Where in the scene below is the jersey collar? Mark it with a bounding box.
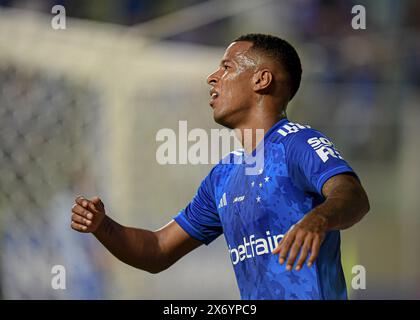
[242,117,289,159]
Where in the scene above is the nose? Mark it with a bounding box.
[206,69,219,85]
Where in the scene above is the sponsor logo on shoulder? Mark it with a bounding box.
[307,136,343,162]
[277,122,311,137]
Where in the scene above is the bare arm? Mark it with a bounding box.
[310,173,370,230]
[71,196,202,274]
[272,173,370,271]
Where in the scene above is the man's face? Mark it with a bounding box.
[207,41,256,128]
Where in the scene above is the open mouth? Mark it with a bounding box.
[209,89,219,107]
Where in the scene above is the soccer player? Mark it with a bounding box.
[71,34,370,300]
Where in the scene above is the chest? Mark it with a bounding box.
[215,162,303,233]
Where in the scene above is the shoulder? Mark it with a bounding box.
[271,120,327,148]
[272,121,344,165]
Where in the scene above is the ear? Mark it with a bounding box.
[252,69,273,92]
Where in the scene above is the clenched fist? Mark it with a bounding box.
[71,196,106,233]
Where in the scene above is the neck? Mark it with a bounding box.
[234,111,287,154]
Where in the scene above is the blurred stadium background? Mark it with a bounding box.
[0,0,419,299]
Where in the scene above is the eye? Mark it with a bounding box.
[223,64,230,70]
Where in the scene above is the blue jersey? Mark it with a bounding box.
[174,118,356,300]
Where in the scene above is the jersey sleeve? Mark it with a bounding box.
[173,168,222,245]
[284,129,359,195]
